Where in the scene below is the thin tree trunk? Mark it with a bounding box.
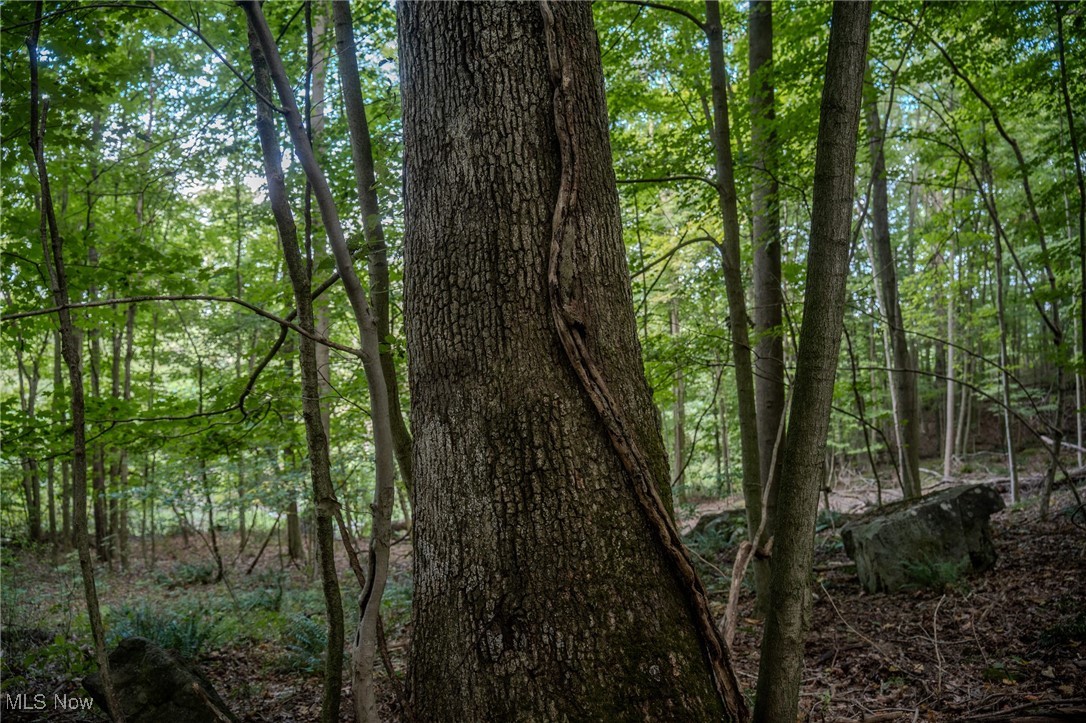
[107,324,122,567]
[955,353,970,458]
[749,0,784,618]
[706,0,766,614]
[117,301,134,564]
[27,7,123,717]
[246,22,344,721]
[147,310,159,569]
[671,298,687,503]
[307,1,335,445]
[234,179,249,551]
[864,70,921,499]
[754,3,870,719]
[244,5,402,718]
[944,245,956,480]
[14,336,43,542]
[1057,1,1084,478]
[49,332,60,552]
[332,0,415,505]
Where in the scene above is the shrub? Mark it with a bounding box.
[169,562,217,587]
[108,604,217,659]
[280,613,326,673]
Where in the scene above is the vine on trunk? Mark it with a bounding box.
[538,2,747,719]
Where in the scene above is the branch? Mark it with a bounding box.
[2,295,367,361]
[612,0,707,33]
[145,1,284,113]
[617,174,717,188]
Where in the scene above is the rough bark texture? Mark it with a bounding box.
[753,3,870,720]
[865,84,922,499]
[400,2,740,719]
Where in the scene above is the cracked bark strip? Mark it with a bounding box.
[538,1,747,719]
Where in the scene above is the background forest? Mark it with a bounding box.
[1,1,1084,721]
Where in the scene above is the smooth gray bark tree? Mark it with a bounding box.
[753,2,870,720]
[749,0,784,617]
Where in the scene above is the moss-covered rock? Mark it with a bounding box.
[840,484,1004,593]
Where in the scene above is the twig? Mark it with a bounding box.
[932,594,945,693]
[720,384,790,650]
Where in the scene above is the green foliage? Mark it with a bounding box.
[159,561,217,588]
[279,613,327,674]
[381,572,414,634]
[18,634,94,681]
[900,557,969,591]
[108,604,217,660]
[238,586,283,613]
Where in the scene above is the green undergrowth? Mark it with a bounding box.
[900,556,970,592]
[0,541,423,680]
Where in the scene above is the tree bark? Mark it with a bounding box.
[749,0,784,618]
[400,2,744,719]
[706,0,766,614]
[117,304,135,569]
[671,298,687,503]
[241,4,398,720]
[333,0,416,502]
[944,244,956,481]
[753,3,870,720]
[864,76,921,499]
[27,6,123,718]
[246,22,344,722]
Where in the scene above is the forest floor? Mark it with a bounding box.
[1,452,1084,722]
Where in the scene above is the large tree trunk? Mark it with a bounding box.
[749,0,783,619]
[753,3,870,720]
[864,79,921,499]
[400,2,744,719]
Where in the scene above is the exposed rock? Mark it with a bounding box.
[840,484,1004,593]
[83,637,237,722]
[686,508,747,539]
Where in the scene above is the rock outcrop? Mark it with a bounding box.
[840,484,1004,593]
